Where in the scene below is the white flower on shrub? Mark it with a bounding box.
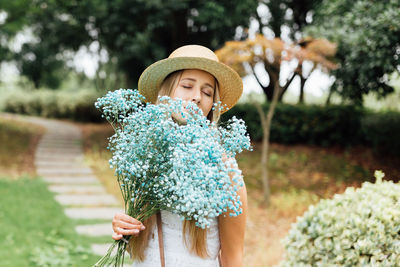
[278,170,400,266]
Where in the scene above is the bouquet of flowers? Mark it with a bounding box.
[94,89,252,266]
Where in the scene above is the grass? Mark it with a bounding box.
[0,177,99,266]
[77,122,381,267]
[0,116,45,177]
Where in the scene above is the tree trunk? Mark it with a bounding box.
[262,82,274,102]
[326,87,334,105]
[253,72,296,205]
[299,76,306,104]
[254,78,282,206]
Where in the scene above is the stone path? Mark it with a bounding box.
[4,114,124,257]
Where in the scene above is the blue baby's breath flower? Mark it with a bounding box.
[94,89,251,265]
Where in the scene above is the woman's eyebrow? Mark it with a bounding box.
[181,78,214,89]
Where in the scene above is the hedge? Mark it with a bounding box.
[221,103,366,146]
[360,111,400,157]
[2,89,103,122]
[2,89,400,156]
[220,103,400,156]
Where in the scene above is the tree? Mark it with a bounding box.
[0,0,93,88]
[0,0,259,88]
[252,0,323,101]
[307,0,400,105]
[216,35,336,103]
[216,35,336,204]
[15,42,65,89]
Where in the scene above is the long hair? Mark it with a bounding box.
[128,70,221,261]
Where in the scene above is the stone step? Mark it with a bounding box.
[40,136,81,141]
[37,168,92,176]
[48,185,106,194]
[35,155,84,161]
[36,151,84,156]
[38,139,81,144]
[35,156,83,163]
[65,207,123,220]
[35,151,82,157]
[37,148,82,154]
[39,140,81,146]
[55,194,118,206]
[35,161,84,168]
[76,223,113,237]
[43,176,99,184]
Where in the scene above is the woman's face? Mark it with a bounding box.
[171,69,215,117]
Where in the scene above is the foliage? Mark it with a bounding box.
[216,35,337,102]
[14,42,67,89]
[0,177,98,266]
[361,111,400,157]
[0,0,258,87]
[255,0,323,41]
[279,171,400,266]
[242,0,326,102]
[307,0,400,105]
[2,88,103,122]
[0,0,87,88]
[222,103,365,146]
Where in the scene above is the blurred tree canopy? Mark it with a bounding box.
[307,0,400,105]
[217,35,337,102]
[255,0,322,41]
[0,0,258,89]
[248,0,323,101]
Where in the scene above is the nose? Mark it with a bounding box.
[191,87,201,104]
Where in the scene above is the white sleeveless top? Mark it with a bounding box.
[132,210,220,267]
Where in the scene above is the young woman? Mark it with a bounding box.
[110,45,248,267]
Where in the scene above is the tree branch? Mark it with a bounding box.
[250,64,267,91]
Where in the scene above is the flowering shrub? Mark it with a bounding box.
[94,89,251,266]
[278,171,400,266]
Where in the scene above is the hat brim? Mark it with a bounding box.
[138,57,243,113]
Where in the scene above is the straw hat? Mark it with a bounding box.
[138,45,243,113]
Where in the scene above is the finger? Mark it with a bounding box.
[116,213,143,225]
[112,232,123,240]
[113,218,145,230]
[115,227,141,236]
[113,221,145,232]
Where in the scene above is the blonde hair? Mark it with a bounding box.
[128,69,221,261]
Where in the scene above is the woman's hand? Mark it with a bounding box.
[111,213,146,240]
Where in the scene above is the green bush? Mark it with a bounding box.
[278,171,400,267]
[361,111,400,157]
[3,89,103,122]
[221,103,365,146]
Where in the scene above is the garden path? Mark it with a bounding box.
[3,114,124,258]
